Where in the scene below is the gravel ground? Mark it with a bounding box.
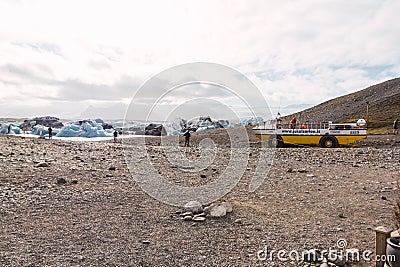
[1,131,400,267]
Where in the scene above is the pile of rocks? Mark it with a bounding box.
[179,201,233,222]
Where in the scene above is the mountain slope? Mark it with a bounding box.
[284,78,400,130]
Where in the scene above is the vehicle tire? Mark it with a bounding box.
[268,135,284,148]
[319,136,338,148]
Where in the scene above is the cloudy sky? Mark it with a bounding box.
[0,0,399,121]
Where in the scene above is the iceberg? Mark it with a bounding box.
[163,118,188,136]
[0,123,22,135]
[0,116,264,139]
[196,125,216,132]
[56,124,84,137]
[94,118,105,125]
[164,117,233,135]
[56,121,114,138]
[239,117,264,126]
[31,125,60,137]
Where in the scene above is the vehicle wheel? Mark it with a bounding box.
[320,136,338,148]
[268,135,284,148]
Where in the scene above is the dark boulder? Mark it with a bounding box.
[145,123,167,136]
[102,124,114,130]
[20,116,64,130]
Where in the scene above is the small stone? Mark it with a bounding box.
[35,162,49,168]
[287,168,294,173]
[183,201,203,214]
[338,213,347,219]
[200,174,207,178]
[71,179,78,184]
[109,166,116,171]
[220,202,233,213]
[181,211,193,217]
[183,215,193,221]
[209,205,227,218]
[193,212,205,218]
[56,178,67,185]
[192,216,206,222]
[381,196,387,200]
[298,169,308,173]
[235,218,242,224]
[142,240,150,244]
[105,174,113,178]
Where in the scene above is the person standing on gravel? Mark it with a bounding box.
[113,129,118,142]
[394,119,399,135]
[184,130,191,147]
[48,127,53,139]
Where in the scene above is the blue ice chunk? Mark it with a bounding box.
[56,124,84,137]
[170,130,181,136]
[0,123,22,134]
[105,129,114,134]
[56,121,114,138]
[12,127,21,134]
[32,125,49,135]
[240,117,264,126]
[196,125,216,132]
[95,118,105,125]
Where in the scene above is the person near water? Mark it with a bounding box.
[394,119,399,135]
[184,130,191,147]
[113,129,118,142]
[48,127,53,139]
[7,124,11,134]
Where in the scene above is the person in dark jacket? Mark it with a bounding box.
[113,130,118,142]
[394,119,399,135]
[184,130,191,147]
[48,127,53,139]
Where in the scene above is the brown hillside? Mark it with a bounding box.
[284,78,400,130]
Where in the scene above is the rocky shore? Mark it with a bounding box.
[0,132,399,266]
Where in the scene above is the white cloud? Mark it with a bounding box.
[0,0,399,119]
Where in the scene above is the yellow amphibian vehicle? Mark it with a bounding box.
[253,119,367,148]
